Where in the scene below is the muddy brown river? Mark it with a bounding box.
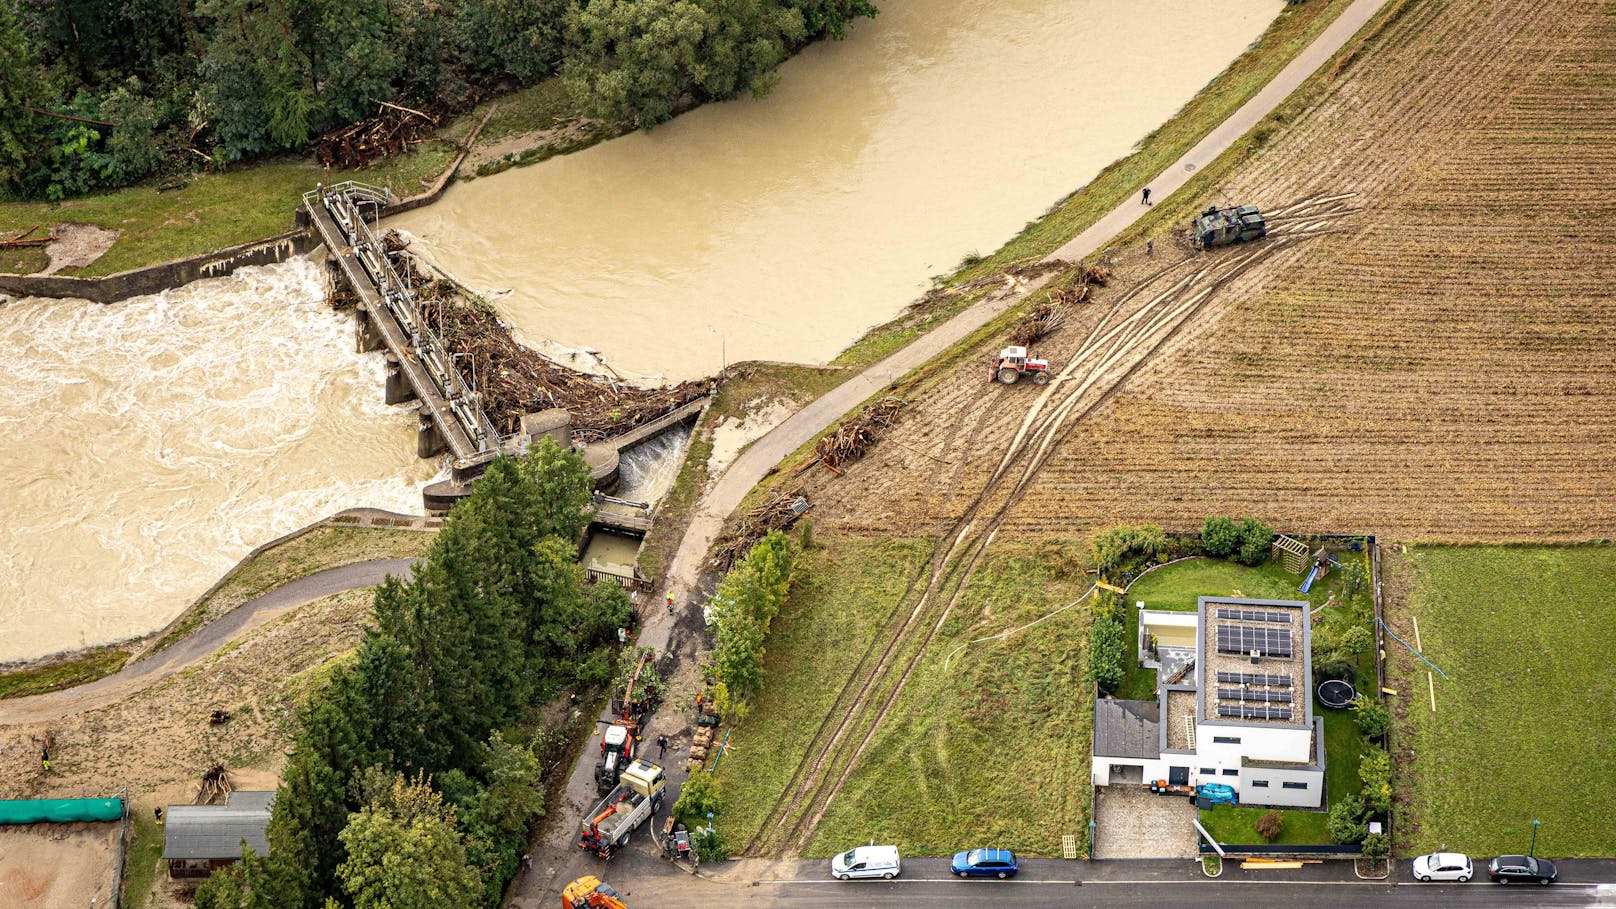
[3,0,1278,659]
[397,0,1281,381]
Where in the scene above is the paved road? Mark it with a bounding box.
[0,558,417,724]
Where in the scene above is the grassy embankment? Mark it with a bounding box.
[715,537,1095,856]
[145,524,435,657]
[1118,553,1375,846]
[1389,545,1616,858]
[0,647,130,700]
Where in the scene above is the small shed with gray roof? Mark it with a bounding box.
[162,791,275,878]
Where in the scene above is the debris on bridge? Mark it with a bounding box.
[376,233,710,443]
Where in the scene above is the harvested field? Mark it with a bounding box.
[814,0,1616,543]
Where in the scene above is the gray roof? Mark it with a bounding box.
[1093,698,1161,759]
[163,791,274,860]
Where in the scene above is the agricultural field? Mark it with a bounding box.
[715,537,1093,857]
[1385,545,1616,858]
[806,0,1616,544]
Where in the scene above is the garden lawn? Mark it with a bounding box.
[1390,545,1616,858]
[1199,707,1366,846]
[802,541,1094,857]
[714,537,935,851]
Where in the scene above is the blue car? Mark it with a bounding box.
[950,848,1019,879]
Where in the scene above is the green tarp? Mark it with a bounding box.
[0,798,123,824]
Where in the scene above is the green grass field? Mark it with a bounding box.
[1391,545,1616,858]
[713,537,1095,857]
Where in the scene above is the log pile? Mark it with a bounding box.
[687,725,718,772]
[311,101,441,170]
[711,486,810,573]
[1006,260,1114,346]
[810,397,905,473]
[378,236,710,442]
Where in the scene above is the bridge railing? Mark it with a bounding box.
[307,182,505,454]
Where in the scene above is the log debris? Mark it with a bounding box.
[711,486,811,573]
[808,397,905,473]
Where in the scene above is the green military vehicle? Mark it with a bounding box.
[1191,204,1267,250]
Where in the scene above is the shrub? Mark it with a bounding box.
[1092,589,1126,625]
[1351,696,1392,740]
[1088,617,1127,694]
[1201,516,1240,558]
[1235,518,1273,566]
[673,771,725,828]
[1254,810,1284,842]
[1362,831,1390,858]
[694,826,730,864]
[1327,799,1367,844]
[1341,626,1374,656]
[1091,525,1169,582]
[1359,746,1393,814]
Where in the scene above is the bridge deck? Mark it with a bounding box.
[305,200,480,461]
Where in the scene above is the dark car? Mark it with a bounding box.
[950,848,1018,879]
[1488,855,1557,885]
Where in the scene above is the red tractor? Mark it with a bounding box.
[988,346,1051,385]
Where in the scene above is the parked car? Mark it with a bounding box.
[1488,855,1557,885]
[831,845,901,881]
[1411,853,1472,882]
[950,848,1019,878]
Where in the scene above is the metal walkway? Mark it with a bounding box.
[303,181,501,462]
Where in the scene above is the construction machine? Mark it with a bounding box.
[1191,204,1267,250]
[562,876,627,909]
[579,759,667,859]
[988,346,1051,385]
[594,721,637,794]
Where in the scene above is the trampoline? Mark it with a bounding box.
[1316,678,1357,709]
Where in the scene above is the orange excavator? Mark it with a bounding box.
[562,876,627,909]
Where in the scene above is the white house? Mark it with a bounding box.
[1091,596,1325,809]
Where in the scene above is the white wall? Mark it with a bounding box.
[1237,764,1324,808]
[1195,722,1313,765]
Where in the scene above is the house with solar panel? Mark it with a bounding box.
[1091,596,1325,808]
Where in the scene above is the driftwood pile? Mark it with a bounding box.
[0,225,53,250]
[374,235,710,442]
[809,397,905,474]
[311,100,442,170]
[196,763,234,804]
[711,486,810,573]
[1006,261,1114,346]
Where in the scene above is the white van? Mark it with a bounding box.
[831,844,901,881]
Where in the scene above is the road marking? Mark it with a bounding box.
[757,877,1616,888]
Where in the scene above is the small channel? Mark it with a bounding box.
[582,424,693,583]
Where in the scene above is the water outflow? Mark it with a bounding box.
[395,0,1282,381]
[615,424,692,505]
[0,259,440,663]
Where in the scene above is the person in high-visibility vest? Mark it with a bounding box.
[666,592,675,615]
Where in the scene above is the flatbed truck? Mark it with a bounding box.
[579,759,666,859]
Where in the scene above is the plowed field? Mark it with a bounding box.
[814,0,1616,543]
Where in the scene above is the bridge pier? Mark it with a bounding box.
[385,353,416,405]
[355,303,385,353]
[417,405,445,458]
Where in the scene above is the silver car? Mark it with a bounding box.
[1412,852,1473,882]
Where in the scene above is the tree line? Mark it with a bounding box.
[0,0,875,201]
[196,440,633,909]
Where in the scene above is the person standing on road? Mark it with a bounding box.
[657,734,669,759]
[666,592,675,615]
[1141,187,1152,205]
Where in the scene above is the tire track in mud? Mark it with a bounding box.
[752,198,1354,854]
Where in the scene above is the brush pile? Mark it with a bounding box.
[196,763,234,804]
[809,397,905,473]
[1006,260,1114,345]
[711,486,810,573]
[377,234,710,442]
[311,101,442,170]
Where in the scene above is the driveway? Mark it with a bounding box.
[1093,786,1198,859]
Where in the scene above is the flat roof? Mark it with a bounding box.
[1197,597,1312,728]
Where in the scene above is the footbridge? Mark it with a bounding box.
[304,181,505,467]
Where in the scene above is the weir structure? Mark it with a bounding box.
[304,181,707,526]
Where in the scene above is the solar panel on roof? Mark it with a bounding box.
[1216,607,1291,624]
[1217,688,1292,704]
[1214,671,1293,687]
[1238,705,1293,721]
[1216,625,1293,657]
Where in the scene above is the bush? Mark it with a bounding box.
[1351,696,1391,740]
[1091,525,1169,582]
[1092,589,1126,625]
[694,826,730,864]
[1327,799,1367,845]
[1235,518,1273,566]
[1201,516,1240,558]
[1362,831,1390,858]
[1359,746,1393,814]
[673,771,725,828]
[1254,810,1283,842]
[1088,617,1127,694]
[1341,625,1374,656]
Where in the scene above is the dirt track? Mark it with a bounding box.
[764,0,1616,852]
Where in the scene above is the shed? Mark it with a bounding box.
[162,791,274,878]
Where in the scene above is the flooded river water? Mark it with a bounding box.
[4,0,1279,659]
[396,0,1281,381]
[0,261,437,663]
